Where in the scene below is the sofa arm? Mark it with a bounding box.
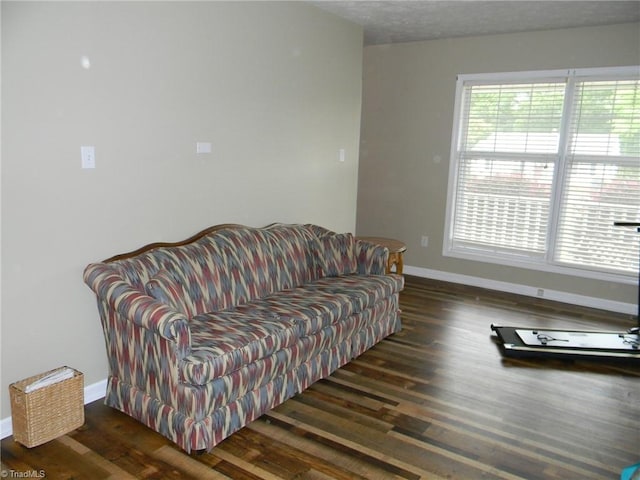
[356,240,388,275]
[83,263,191,355]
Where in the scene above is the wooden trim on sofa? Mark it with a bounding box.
[103,224,247,263]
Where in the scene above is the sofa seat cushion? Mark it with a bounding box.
[309,275,404,311]
[219,275,403,338]
[274,275,403,325]
[183,312,301,385]
[240,290,356,338]
[181,274,403,386]
[186,317,360,415]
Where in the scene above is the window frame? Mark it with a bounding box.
[443,66,640,285]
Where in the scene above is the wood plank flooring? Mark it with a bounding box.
[2,276,639,479]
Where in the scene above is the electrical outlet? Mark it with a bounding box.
[421,236,429,248]
[537,288,544,297]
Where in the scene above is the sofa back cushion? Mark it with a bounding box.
[319,233,357,277]
[206,228,276,310]
[264,224,323,290]
[145,270,196,317]
[115,224,326,318]
[154,228,276,315]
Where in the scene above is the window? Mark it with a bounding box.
[445,67,640,282]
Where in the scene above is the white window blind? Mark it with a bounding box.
[555,79,640,274]
[446,67,640,281]
[453,82,563,257]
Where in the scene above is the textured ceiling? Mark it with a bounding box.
[310,1,640,45]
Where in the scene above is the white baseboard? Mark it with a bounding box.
[404,265,637,315]
[1,378,107,440]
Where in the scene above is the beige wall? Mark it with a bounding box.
[1,1,362,419]
[357,22,640,308]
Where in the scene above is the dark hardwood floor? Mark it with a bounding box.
[2,276,639,479]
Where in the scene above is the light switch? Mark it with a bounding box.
[196,142,212,154]
[81,146,95,169]
[338,148,346,163]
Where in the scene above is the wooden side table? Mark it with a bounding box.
[357,237,407,274]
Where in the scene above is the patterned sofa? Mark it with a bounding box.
[83,223,404,452]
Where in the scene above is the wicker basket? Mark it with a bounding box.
[9,366,84,447]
